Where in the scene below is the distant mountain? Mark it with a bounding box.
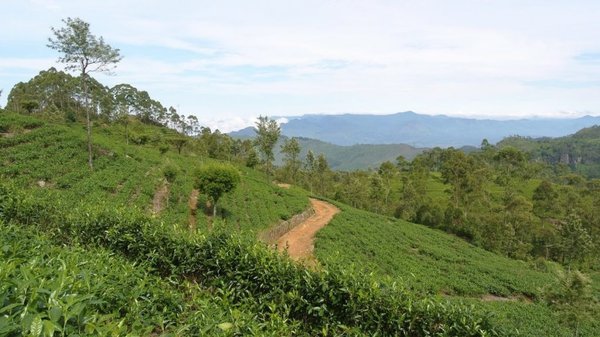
[230,112,600,147]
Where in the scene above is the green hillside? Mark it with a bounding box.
[0,113,308,234]
[315,203,600,336]
[0,112,502,336]
[232,133,426,170]
[282,137,425,170]
[498,125,600,178]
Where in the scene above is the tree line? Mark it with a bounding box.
[2,17,596,270]
[271,134,599,269]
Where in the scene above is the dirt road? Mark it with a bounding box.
[277,198,340,262]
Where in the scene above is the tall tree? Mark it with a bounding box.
[280,137,301,183]
[560,214,593,266]
[254,115,280,176]
[48,17,122,170]
[304,150,316,192]
[532,180,560,220]
[377,161,397,207]
[315,153,330,196]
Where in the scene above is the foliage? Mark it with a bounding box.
[499,131,600,178]
[111,83,166,125]
[314,201,600,336]
[541,268,599,335]
[315,202,552,297]
[47,17,122,75]
[162,163,179,183]
[0,112,308,234]
[0,221,313,336]
[558,214,594,266]
[254,115,280,175]
[194,163,241,217]
[280,137,301,183]
[2,89,599,336]
[282,142,599,269]
[0,222,183,336]
[48,17,122,170]
[0,185,500,336]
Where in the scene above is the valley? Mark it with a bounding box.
[1,12,599,336]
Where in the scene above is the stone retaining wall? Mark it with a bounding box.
[258,207,315,244]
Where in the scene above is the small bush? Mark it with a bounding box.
[163,164,179,183]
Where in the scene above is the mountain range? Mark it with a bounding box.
[230,111,600,147]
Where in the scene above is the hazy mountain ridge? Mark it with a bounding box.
[231,112,600,147]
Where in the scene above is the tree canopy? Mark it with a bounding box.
[254,115,280,175]
[48,17,122,170]
[194,164,241,217]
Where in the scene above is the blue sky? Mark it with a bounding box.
[1,0,600,131]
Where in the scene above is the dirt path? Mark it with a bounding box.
[152,181,169,215]
[188,189,199,231]
[277,199,340,262]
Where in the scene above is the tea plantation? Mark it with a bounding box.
[1,113,501,336]
[315,202,600,336]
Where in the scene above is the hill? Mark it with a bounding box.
[0,112,504,336]
[231,112,600,147]
[275,136,425,170]
[498,125,600,178]
[231,131,426,171]
[315,202,600,336]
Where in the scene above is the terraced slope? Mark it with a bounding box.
[314,203,600,336]
[0,112,503,336]
[0,113,308,234]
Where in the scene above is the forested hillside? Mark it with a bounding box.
[499,125,600,178]
[274,136,425,170]
[1,111,504,336]
[1,17,598,336]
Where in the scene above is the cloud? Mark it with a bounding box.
[203,116,256,133]
[1,0,599,125]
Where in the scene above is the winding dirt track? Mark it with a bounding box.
[277,198,340,261]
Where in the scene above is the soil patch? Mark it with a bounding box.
[188,189,199,231]
[481,294,521,302]
[152,181,169,215]
[277,199,340,263]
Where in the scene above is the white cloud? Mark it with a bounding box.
[1,0,599,127]
[203,116,256,134]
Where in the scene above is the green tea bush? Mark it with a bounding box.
[0,113,44,133]
[0,184,500,336]
[0,221,183,336]
[163,163,179,183]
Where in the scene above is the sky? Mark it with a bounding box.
[1,0,600,132]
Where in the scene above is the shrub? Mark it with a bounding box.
[163,164,179,183]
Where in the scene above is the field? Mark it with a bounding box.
[314,202,600,336]
[0,112,500,336]
[0,113,308,235]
